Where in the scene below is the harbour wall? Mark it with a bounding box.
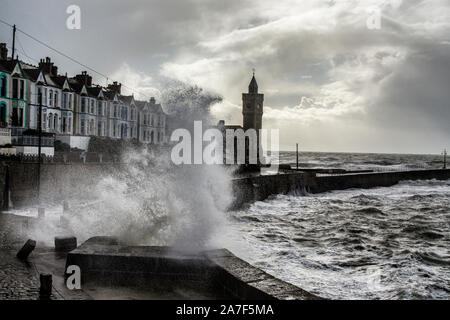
[311,169,450,193]
[231,169,450,208]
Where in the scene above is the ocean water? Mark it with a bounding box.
[275,151,446,171]
[227,152,450,299]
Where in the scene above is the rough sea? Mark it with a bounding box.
[227,152,450,300]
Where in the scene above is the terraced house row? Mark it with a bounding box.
[0,43,167,155]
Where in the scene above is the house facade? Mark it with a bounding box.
[0,44,168,154]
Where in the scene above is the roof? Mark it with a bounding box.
[248,75,258,94]
[87,86,103,98]
[51,75,69,88]
[23,68,41,81]
[104,90,117,101]
[0,59,16,73]
[120,95,134,105]
[135,100,147,111]
[67,78,84,93]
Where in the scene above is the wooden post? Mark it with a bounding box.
[54,236,77,252]
[16,239,36,260]
[296,143,299,170]
[39,273,52,299]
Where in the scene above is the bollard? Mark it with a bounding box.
[38,207,45,219]
[16,239,36,261]
[39,273,52,299]
[55,236,77,252]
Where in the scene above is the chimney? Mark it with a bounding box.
[39,57,59,76]
[75,71,92,87]
[149,97,156,104]
[0,43,8,61]
[107,81,122,94]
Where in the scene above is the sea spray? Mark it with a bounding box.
[25,81,234,252]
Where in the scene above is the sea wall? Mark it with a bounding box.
[231,172,316,209]
[311,169,450,194]
[5,162,121,207]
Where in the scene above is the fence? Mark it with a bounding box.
[0,152,120,164]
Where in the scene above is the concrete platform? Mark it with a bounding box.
[66,237,320,300]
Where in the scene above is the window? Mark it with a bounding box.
[11,108,23,127]
[20,80,24,99]
[0,75,6,97]
[81,97,86,113]
[81,120,85,135]
[54,92,58,107]
[0,102,7,124]
[48,114,53,130]
[49,90,53,106]
[12,79,18,98]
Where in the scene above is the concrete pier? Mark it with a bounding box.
[66,237,320,300]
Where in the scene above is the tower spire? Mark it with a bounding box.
[248,70,258,94]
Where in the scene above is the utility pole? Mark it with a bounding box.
[37,92,42,201]
[296,143,299,170]
[12,24,16,60]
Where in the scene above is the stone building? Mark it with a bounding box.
[218,73,264,165]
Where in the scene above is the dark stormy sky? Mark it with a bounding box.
[1,0,449,153]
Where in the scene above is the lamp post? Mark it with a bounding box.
[37,92,42,201]
[296,143,299,170]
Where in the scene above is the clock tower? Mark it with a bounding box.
[242,72,263,131]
